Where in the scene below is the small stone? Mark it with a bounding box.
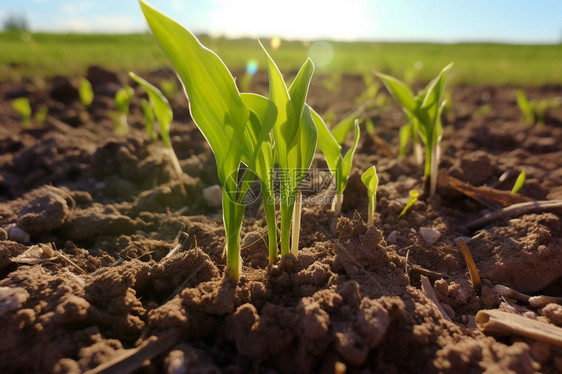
[386,231,398,244]
[420,227,440,245]
[203,185,222,208]
[6,224,30,244]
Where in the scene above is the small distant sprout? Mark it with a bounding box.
[323,71,342,92]
[396,190,419,222]
[240,59,258,92]
[159,78,178,100]
[78,77,94,111]
[515,89,560,126]
[113,85,134,134]
[311,111,360,214]
[140,99,157,141]
[378,63,453,197]
[361,166,378,226]
[474,103,492,118]
[511,168,526,194]
[129,72,182,177]
[34,106,48,124]
[364,117,375,135]
[12,97,32,127]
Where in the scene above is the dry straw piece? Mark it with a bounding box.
[476,309,562,348]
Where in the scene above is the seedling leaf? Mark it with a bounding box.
[396,190,419,222]
[361,166,378,226]
[511,168,526,194]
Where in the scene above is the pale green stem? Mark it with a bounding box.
[429,142,440,197]
[223,189,245,281]
[414,142,423,165]
[168,147,183,178]
[261,184,278,263]
[280,202,293,256]
[331,192,343,214]
[368,193,376,226]
[291,190,302,256]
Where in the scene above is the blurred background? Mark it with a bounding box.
[1,0,561,84]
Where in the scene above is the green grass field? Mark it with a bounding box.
[1,31,562,85]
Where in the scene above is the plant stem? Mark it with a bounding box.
[291,190,302,256]
[262,185,278,263]
[414,141,423,165]
[168,148,183,178]
[368,193,375,226]
[223,189,244,280]
[280,202,292,256]
[331,192,343,213]
[424,143,432,177]
[429,142,440,197]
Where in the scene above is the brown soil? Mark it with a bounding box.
[1,66,562,373]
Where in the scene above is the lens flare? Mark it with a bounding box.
[270,36,281,50]
[308,41,334,68]
[246,59,258,75]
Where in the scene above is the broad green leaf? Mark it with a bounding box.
[377,73,416,113]
[261,41,294,162]
[287,105,318,193]
[339,120,360,194]
[129,72,173,146]
[418,63,452,127]
[288,58,315,141]
[140,0,249,183]
[79,77,94,108]
[240,93,277,184]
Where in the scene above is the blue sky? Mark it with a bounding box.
[1,0,561,43]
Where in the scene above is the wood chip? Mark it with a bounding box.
[420,275,453,323]
[476,309,562,348]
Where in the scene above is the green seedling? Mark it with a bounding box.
[140,1,278,279]
[311,110,360,214]
[113,85,134,134]
[515,90,561,126]
[141,99,157,141]
[34,106,48,124]
[396,190,419,222]
[262,42,318,257]
[12,97,31,127]
[129,72,183,177]
[511,168,526,194]
[378,63,453,197]
[79,77,94,111]
[361,166,378,226]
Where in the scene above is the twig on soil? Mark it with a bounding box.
[420,275,453,323]
[494,285,562,308]
[84,328,185,374]
[458,239,481,292]
[467,200,562,229]
[476,309,562,348]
